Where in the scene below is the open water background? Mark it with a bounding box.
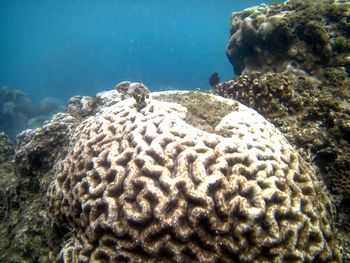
[0,0,281,102]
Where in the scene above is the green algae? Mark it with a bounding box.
[154,91,239,134]
[333,36,350,53]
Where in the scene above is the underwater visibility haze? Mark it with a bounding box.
[1,0,350,262]
[1,0,281,102]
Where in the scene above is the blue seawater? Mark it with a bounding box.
[0,0,281,103]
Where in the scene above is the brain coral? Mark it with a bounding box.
[49,92,339,262]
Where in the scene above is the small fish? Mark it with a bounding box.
[209,72,220,87]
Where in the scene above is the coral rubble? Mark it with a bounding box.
[9,89,339,262]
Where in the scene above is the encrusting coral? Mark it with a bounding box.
[213,72,294,119]
[213,72,350,210]
[45,89,339,262]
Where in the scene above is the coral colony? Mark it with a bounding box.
[19,89,338,262]
[1,0,349,261]
[216,0,350,226]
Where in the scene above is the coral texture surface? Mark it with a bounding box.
[220,2,350,244]
[48,91,338,262]
[226,0,350,79]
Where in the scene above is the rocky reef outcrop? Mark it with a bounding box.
[0,133,15,261]
[0,132,15,164]
[0,86,63,139]
[0,93,105,262]
[213,73,350,202]
[2,88,339,262]
[226,0,350,79]
[0,132,15,219]
[213,0,350,260]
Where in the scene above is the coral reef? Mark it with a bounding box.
[221,0,350,214]
[14,88,339,262]
[217,0,350,259]
[1,0,347,261]
[0,95,99,262]
[0,88,341,261]
[213,72,350,203]
[0,86,63,139]
[0,132,15,163]
[0,132,15,206]
[0,112,78,262]
[226,0,350,80]
[213,73,294,119]
[0,133,15,262]
[0,87,34,138]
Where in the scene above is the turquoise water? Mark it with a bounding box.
[0,0,280,102]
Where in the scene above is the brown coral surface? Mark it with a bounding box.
[218,0,350,260]
[226,0,350,79]
[47,91,339,262]
[213,73,350,207]
[221,0,350,230]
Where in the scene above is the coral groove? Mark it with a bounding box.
[48,94,338,262]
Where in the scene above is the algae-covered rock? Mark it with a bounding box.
[223,0,350,206]
[214,72,350,205]
[0,132,15,163]
[218,0,350,260]
[0,132,15,223]
[226,0,350,80]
